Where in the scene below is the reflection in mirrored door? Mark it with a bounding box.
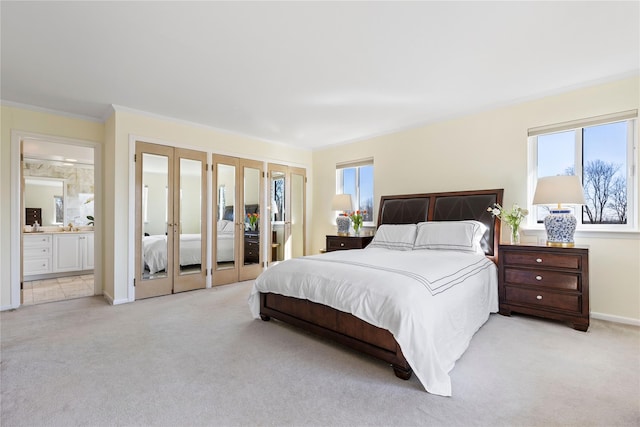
[215,162,236,268]
[290,168,306,259]
[269,167,286,263]
[239,160,263,281]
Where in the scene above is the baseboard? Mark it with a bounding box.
[109,296,132,305]
[591,311,640,326]
[102,292,115,305]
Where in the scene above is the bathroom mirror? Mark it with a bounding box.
[24,177,65,226]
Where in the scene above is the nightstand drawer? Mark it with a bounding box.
[327,238,359,250]
[504,267,579,291]
[326,235,373,252]
[503,250,581,270]
[505,286,581,313]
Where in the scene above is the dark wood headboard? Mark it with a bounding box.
[377,189,503,263]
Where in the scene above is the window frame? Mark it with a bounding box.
[527,112,638,233]
[335,158,374,226]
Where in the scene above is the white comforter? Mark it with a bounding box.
[248,247,498,396]
[143,234,202,274]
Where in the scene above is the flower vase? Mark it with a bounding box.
[353,223,361,235]
[509,225,520,245]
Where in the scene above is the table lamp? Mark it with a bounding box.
[331,194,352,236]
[532,175,586,247]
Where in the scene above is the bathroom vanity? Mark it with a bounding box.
[23,231,94,279]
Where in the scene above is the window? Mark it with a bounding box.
[528,111,637,230]
[336,159,374,224]
[53,195,64,224]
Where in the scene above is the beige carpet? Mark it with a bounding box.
[1,280,639,427]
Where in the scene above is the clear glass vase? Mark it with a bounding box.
[353,223,361,235]
[509,225,520,245]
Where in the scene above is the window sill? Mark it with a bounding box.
[521,227,640,240]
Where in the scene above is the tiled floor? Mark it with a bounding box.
[22,274,94,305]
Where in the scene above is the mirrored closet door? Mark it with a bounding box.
[213,155,264,286]
[135,142,207,299]
[268,164,306,264]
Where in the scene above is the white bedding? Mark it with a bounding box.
[143,220,237,273]
[143,234,203,274]
[248,247,498,396]
[216,220,235,263]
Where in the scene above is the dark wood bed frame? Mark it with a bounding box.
[259,188,504,380]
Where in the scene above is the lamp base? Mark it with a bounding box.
[336,215,351,235]
[544,209,577,247]
[546,241,575,248]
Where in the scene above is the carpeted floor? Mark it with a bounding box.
[1,280,639,426]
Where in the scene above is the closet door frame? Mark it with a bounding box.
[173,147,208,293]
[212,155,241,286]
[268,163,306,264]
[135,142,175,299]
[212,155,264,286]
[135,142,207,299]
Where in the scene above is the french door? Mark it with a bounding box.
[268,164,306,264]
[135,142,207,299]
[213,155,264,286]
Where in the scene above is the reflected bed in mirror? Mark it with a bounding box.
[142,234,203,278]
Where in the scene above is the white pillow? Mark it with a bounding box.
[217,220,235,233]
[367,224,417,251]
[413,220,487,254]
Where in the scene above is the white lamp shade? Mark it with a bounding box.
[532,175,586,206]
[331,194,352,211]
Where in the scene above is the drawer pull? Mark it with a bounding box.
[536,275,543,281]
[536,295,543,300]
[42,249,47,252]
[536,258,543,263]
[340,243,345,247]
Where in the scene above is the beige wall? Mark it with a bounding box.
[311,76,640,323]
[105,109,312,303]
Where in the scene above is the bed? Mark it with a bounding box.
[248,188,503,396]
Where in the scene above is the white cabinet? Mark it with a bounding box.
[53,233,94,273]
[23,234,53,276]
[83,233,94,270]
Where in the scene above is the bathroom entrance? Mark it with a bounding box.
[19,135,99,306]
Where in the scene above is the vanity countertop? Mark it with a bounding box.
[24,229,94,234]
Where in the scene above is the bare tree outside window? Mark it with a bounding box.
[565,161,626,224]
[610,175,628,224]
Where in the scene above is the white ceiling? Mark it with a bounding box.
[2,1,638,150]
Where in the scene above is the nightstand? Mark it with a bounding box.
[244,231,260,264]
[498,244,589,331]
[326,234,373,252]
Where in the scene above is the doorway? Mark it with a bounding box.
[17,134,100,306]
